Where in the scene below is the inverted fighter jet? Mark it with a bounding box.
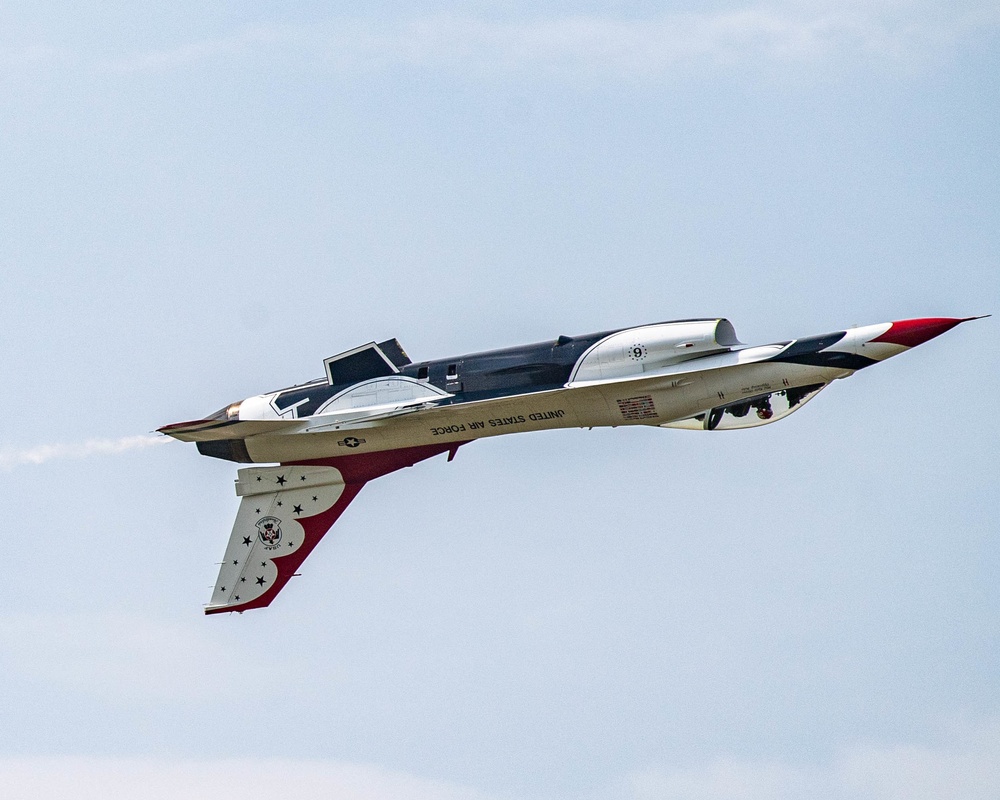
[160,315,979,614]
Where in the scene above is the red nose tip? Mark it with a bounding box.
[871,317,973,348]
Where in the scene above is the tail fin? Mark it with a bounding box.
[203,442,468,614]
[205,464,362,614]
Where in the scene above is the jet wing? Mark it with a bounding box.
[204,442,463,614]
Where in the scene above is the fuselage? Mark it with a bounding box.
[161,316,974,467]
[159,314,979,614]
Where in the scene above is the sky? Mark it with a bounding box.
[1,1,998,798]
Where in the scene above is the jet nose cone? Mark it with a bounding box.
[871,317,973,348]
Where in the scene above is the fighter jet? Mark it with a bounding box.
[160,315,980,614]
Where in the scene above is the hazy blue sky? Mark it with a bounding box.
[2,2,998,798]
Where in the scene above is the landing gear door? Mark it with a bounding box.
[661,383,827,431]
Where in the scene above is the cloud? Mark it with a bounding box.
[94,3,1000,79]
[0,757,509,800]
[0,44,72,70]
[97,25,293,74]
[0,434,168,471]
[2,724,999,800]
[625,720,1000,800]
[0,612,274,703]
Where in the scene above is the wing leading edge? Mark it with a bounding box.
[206,442,465,614]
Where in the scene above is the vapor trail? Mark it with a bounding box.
[0,434,169,471]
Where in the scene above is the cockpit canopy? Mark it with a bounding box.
[322,338,411,386]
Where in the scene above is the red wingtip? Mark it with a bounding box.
[871,317,974,348]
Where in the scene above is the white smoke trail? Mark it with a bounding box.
[0,434,170,471]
